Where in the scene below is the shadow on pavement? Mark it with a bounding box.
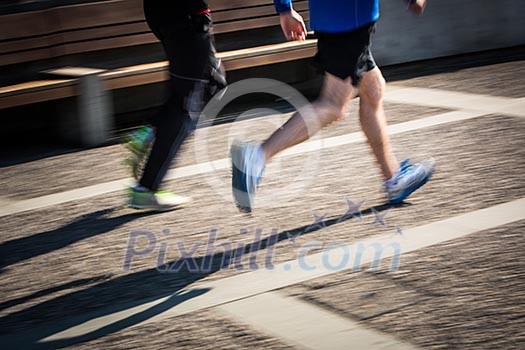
[0,201,403,349]
[0,275,113,312]
[0,208,160,272]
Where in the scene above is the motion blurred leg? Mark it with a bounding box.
[358,67,399,180]
[262,73,356,161]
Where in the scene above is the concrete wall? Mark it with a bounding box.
[373,0,525,65]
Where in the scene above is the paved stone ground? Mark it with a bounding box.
[393,60,525,99]
[285,221,525,350]
[0,58,523,349]
[63,309,294,350]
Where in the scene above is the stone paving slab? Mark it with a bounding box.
[284,221,525,349]
[0,114,523,339]
[393,60,525,99]
[0,144,129,201]
[61,308,295,350]
[218,291,418,350]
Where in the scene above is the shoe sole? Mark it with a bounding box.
[231,144,254,213]
[388,171,433,205]
[236,205,253,213]
[127,203,188,212]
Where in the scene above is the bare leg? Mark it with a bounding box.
[358,67,399,180]
[262,73,356,161]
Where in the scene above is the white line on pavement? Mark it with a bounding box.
[218,291,419,350]
[36,197,525,344]
[0,109,487,218]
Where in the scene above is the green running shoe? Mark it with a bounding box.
[128,187,190,212]
[123,126,155,180]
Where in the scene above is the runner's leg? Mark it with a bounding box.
[358,67,399,180]
[261,73,356,161]
[139,13,222,191]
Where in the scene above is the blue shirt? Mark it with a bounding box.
[274,0,379,33]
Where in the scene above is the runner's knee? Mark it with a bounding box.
[359,71,385,105]
[314,100,345,125]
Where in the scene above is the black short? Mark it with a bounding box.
[314,22,377,86]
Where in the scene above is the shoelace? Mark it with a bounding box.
[397,159,415,177]
[387,159,414,187]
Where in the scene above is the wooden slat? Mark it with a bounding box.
[223,46,315,71]
[104,69,169,91]
[53,22,151,47]
[0,0,142,44]
[210,0,308,12]
[102,39,317,89]
[0,11,50,42]
[211,0,278,11]
[218,39,317,61]
[213,2,309,22]
[0,86,75,109]
[0,21,150,56]
[215,10,309,34]
[0,36,51,56]
[1,41,156,67]
[0,48,52,66]
[45,67,106,77]
[51,32,157,57]
[55,0,144,31]
[0,79,75,109]
[0,79,72,96]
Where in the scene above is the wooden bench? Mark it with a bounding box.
[0,0,316,146]
[0,0,153,67]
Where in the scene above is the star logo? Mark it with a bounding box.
[286,232,298,246]
[304,212,327,232]
[338,197,365,223]
[370,208,389,227]
[394,225,404,236]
